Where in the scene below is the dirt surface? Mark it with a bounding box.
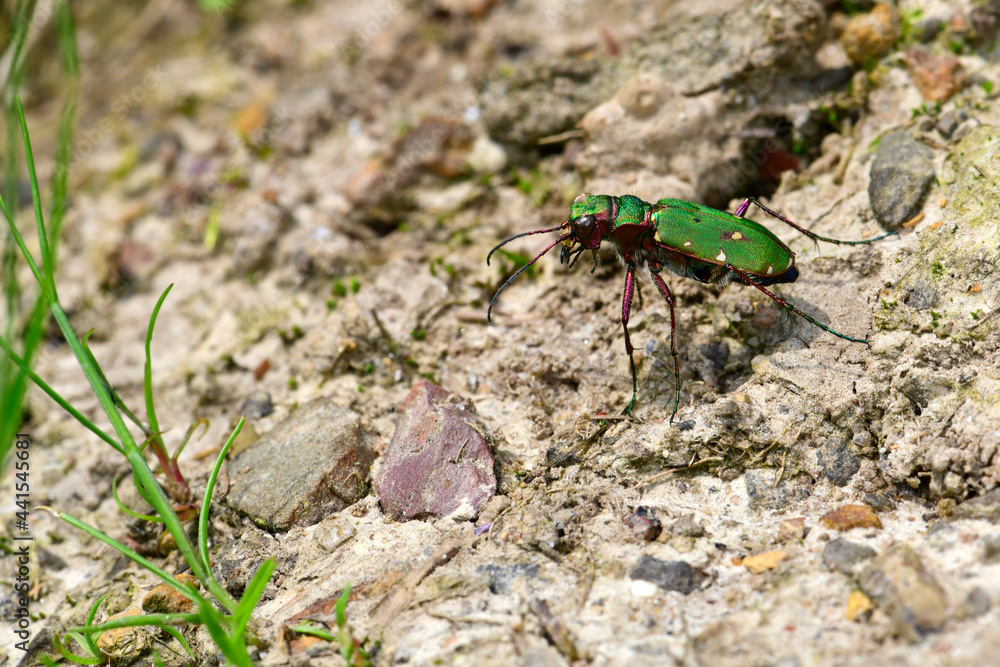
[3,0,1000,665]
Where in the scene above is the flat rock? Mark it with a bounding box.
[821,504,882,531]
[860,545,947,642]
[226,399,373,531]
[742,550,787,574]
[630,555,708,595]
[954,487,1000,522]
[822,538,877,576]
[868,130,934,228]
[375,382,495,521]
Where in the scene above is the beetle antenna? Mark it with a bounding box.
[488,232,571,323]
[486,222,569,265]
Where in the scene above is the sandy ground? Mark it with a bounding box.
[3,0,1000,665]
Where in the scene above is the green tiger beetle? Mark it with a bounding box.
[487,194,897,424]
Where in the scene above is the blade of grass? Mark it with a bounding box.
[231,558,276,644]
[172,418,209,466]
[143,283,188,497]
[67,612,202,635]
[160,626,194,658]
[198,604,251,667]
[0,0,79,474]
[111,474,162,523]
[198,417,244,575]
[10,98,226,606]
[83,594,109,657]
[52,634,102,665]
[0,335,123,453]
[37,506,204,604]
[291,622,336,642]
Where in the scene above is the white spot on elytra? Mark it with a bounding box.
[787,256,794,269]
[683,240,692,247]
[767,265,774,275]
[732,231,743,240]
[716,249,727,262]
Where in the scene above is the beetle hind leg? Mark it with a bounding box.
[621,262,639,415]
[649,271,682,424]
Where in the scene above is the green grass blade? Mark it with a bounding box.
[199,417,244,574]
[0,335,123,453]
[144,284,173,446]
[39,506,202,604]
[83,594,109,656]
[67,612,201,635]
[7,118,207,589]
[231,558,275,643]
[52,632,101,665]
[173,418,209,464]
[291,622,336,642]
[15,97,56,294]
[197,605,251,667]
[0,0,79,477]
[160,625,194,658]
[111,474,162,523]
[0,191,50,298]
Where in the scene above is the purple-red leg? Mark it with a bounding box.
[649,271,681,424]
[621,261,638,415]
[734,198,751,217]
[728,265,868,343]
[735,198,896,246]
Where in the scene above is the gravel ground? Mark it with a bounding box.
[3,1,1000,665]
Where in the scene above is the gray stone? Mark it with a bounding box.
[868,130,935,228]
[375,382,495,521]
[478,563,540,595]
[630,556,708,595]
[954,488,1000,522]
[745,471,811,511]
[226,399,373,532]
[961,587,992,619]
[816,440,861,487]
[981,533,1000,562]
[822,538,877,576]
[670,514,706,538]
[860,545,948,642]
[314,515,357,553]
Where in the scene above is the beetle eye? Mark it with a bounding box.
[571,215,595,239]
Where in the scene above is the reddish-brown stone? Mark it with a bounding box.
[375,382,495,521]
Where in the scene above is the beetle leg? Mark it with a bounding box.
[649,270,681,424]
[739,198,897,246]
[621,261,639,415]
[734,198,752,217]
[728,265,869,343]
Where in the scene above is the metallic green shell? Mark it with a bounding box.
[651,198,795,278]
[611,195,650,228]
[569,193,615,219]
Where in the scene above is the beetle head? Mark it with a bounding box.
[567,193,614,250]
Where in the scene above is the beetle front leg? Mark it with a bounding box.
[649,270,681,424]
[621,261,638,415]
